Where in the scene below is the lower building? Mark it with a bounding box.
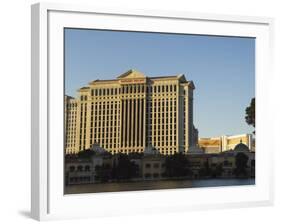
[141,146,166,180]
[65,158,93,185]
[65,141,255,185]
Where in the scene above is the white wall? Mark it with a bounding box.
[0,0,280,223]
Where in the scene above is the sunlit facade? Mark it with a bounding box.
[198,134,253,154]
[65,69,197,155]
[64,96,78,154]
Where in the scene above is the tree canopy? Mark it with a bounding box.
[245,98,255,132]
[165,153,190,177]
[235,152,249,177]
[111,154,139,180]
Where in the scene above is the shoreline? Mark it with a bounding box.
[65,178,255,194]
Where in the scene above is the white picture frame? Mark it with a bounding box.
[31,2,274,221]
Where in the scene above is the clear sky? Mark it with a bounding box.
[65,28,255,137]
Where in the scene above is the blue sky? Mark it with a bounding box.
[65,28,255,137]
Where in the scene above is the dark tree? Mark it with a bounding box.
[77,149,95,158]
[165,153,190,178]
[245,98,255,132]
[199,161,211,177]
[211,163,223,178]
[95,164,112,182]
[111,154,139,180]
[235,152,249,177]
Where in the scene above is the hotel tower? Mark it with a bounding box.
[65,69,198,155]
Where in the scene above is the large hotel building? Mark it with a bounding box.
[65,69,198,155]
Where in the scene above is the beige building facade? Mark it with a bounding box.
[65,69,197,155]
[64,96,78,154]
[198,134,253,154]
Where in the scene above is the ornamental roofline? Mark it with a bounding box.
[87,69,192,86]
[117,69,145,79]
[77,86,90,92]
[65,95,75,99]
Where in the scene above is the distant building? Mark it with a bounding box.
[198,134,253,153]
[65,69,198,155]
[188,141,255,179]
[64,96,78,154]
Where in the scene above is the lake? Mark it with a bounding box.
[65,178,255,194]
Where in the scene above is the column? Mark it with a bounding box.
[139,99,142,148]
[131,98,134,149]
[134,94,139,148]
[143,97,146,148]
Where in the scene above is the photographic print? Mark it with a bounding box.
[64,28,255,194]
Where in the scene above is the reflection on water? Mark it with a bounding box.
[65,178,255,194]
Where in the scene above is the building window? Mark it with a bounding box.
[153,173,159,178]
[85,165,91,171]
[145,173,151,178]
[77,165,83,171]
[145,163,151,168]
[69,166,75,172]
[153,163,159,168]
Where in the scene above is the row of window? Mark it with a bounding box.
[69,176,91,183]
[147,100,177,106]
[92,112,119,117]
[77,128,178,138]
[66,118,76,124]
[144,163,165,168]
[65,144,75,148]
[66,125,76,130]
[79,120,178,128]
[69,165,91,172]
[79,110,178,119]
[79,115,177,123]
[90,86,144,96]
[66,117,77,122]
[75,141,178,151]
[91,103,119,109]
[144,173,163,178]
[147,135,177,140]
[78,101,180,113]
[65,137,75,142]
[78,88,186,103]
[79,85,180,99]
[147,117,178,122]
[66,103,77,109]
[79,129,178,137]
[66,111,77,116]
[67,147,180,154]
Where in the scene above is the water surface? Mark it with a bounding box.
[65,178,255,194]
